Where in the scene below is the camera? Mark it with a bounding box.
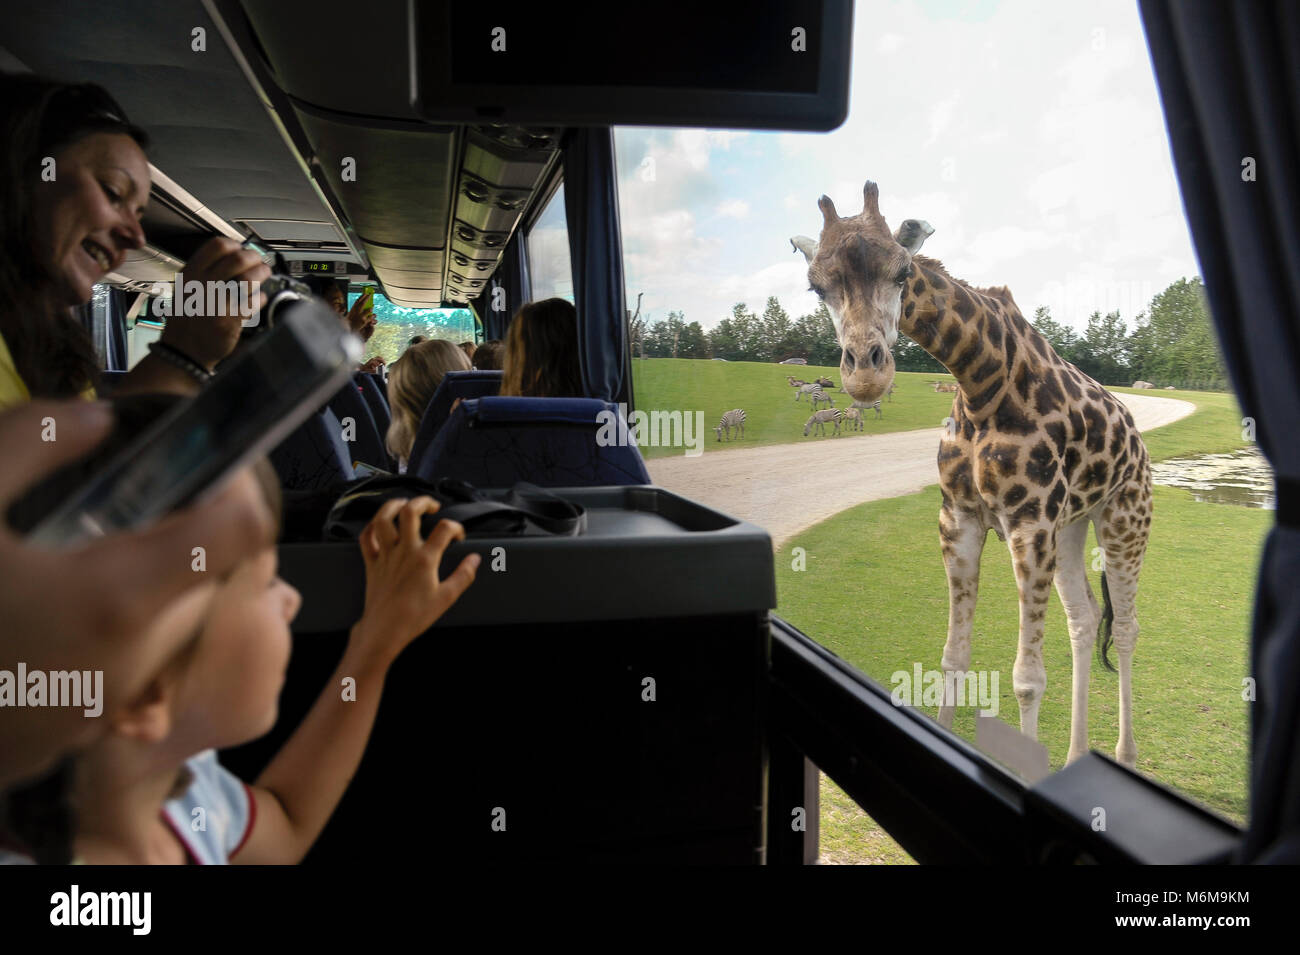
[242,274,315,336]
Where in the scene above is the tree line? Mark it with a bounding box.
[634,276,1227,389]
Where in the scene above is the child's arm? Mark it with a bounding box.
[232,496,479,864]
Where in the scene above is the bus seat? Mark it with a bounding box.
[406,370,502,469]
[269,406,356,490]
[327,379,390,471]
[412,396,652,487]
[357,373,390,433]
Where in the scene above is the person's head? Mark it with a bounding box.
[458,341,476,364]
[385,339,471,463]
[1,73,151,399]
[501,298,582,397]
[408,335,427,346]
[2,392,292,861]
[471,339,503,371]
[303,277,347,316]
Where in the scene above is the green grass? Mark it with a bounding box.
[629,359,960,459]
[773,387,1262,863]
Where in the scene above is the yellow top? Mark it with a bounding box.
[0,329,97,412]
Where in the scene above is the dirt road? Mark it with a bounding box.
[646,393,1196,548]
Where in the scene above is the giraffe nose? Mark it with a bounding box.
[845,343,887,373]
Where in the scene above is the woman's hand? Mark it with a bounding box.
[160,237,271,369]
[359,356,386,374]
[352,497,479,667]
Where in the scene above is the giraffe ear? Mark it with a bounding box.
[790,235,819,264]
[895,219,935,254]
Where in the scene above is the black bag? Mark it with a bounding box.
[322,475,586,541]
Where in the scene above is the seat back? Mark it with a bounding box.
[269,406,356,490]
[406,370,502,468]
[357,373,390,434]
[327,379,389,471]
[412,396,652,487]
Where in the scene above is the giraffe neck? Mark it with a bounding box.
[899,256,1044,418]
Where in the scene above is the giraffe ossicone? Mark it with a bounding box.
[793,179,1152,770]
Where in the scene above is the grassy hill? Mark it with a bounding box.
[629,358,959,459]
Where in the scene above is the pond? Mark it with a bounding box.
[1149,447,1274,508]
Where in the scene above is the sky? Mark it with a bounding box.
[609,0,1202,337]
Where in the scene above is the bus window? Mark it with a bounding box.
[526,183,574,304]
[612,1,1261,865]
[349,289,478,361]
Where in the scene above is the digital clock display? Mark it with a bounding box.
[304,261,336,272]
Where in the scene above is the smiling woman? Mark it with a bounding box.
[0,73,151,405]
[0,72,273,410]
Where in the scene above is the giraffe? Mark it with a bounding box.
[791,181,1152,769]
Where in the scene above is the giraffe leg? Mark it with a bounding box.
[1007,526,1057,743]
[1095,488,1150,769]
[937,505,988,729]
[1053,519,1100,764]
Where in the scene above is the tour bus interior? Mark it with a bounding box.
[2,0,1295,867]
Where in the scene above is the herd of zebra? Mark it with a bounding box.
[711,373,901,443]
[788,374,889,438]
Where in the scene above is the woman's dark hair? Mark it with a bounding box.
[0,72,150,399]
[501,299,583,397]
[472,338,503,371]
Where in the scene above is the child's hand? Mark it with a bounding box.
[353,496,479,665]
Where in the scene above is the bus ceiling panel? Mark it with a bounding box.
[237,0,418,121]
[234,220,345,244]
[372,271,443,294]
[365,246,446,274]
[3,0,342,248]
[411,1,853,132]
[294,110,457,249]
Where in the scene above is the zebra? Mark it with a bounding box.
[794,382,820,401]
[714,408,746,441]
[851,398,883,419]
[810,389,835,411]
[803,408,841,437]
[835,406,864,432]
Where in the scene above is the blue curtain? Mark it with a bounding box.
[473,233,531,342]
[1141,0,1300,862]
[562,127,631,406]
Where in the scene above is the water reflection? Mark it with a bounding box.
[1150,447,1274,508]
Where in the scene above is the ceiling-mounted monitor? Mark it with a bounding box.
[412,1,853,131]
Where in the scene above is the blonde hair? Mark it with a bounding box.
[385,339,471,464]
[500,298,582,397]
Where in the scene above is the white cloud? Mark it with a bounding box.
[716,199,750,219]
[877,32,904,55]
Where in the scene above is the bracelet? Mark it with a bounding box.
[148,341,213,383]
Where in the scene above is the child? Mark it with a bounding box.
[3,393,479,863]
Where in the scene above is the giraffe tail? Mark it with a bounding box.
[1097,570,1117,673]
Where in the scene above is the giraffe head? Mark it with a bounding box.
[792,181,933,402]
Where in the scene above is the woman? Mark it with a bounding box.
[0,73,273,789]
[0,73,270,408]
[500,298,582,397]
[385,339,471,467]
